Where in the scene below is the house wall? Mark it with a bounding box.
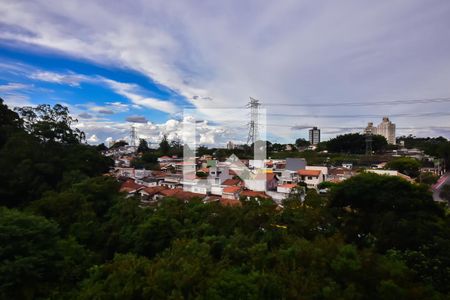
[277,186,292,194]
[211,186,223,196]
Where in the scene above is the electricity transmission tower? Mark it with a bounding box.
[246,97,260,145]
[130,125,137,147]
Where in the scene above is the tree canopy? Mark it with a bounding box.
[385,157,421,178]
[324,133,388,154]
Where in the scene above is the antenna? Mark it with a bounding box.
[246,97,260,145]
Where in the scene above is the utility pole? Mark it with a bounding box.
[246,97,260,145]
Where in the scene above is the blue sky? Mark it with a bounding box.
[1,0,450,145]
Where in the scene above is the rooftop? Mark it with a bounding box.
[297,169,321,177]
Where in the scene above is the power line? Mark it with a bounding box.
[182,97,450,109]
[266,112,450,118]
[266,124,450,130]
[263,97,450,107]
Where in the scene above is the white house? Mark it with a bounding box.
[297,169,323,189]
[305,166,328,181]
[277,183,297,194]
[245,173,279,192]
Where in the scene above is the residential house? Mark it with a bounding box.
[139,186,168,203]
[297,169,323,189]
[240,190,271,201]
[119,179,144,197]
[277,183,298,194]
[115,167,135,178]
[211,178,243,196]
[327,167,356,182]
[154,188,205,202]
[366,169,414,183]
[245,173,279,191]
[285,158,307,171]
[222,186,242,200]
[208,166,232,185]
[305,166,328,181]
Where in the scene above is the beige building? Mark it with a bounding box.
[365,117,396,145]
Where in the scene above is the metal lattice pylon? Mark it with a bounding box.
[130,125,137,147]
[246,97,260,145]
[365,128,373,156]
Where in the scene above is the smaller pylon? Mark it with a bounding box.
[130,125,137,147]
[365,128,373,156]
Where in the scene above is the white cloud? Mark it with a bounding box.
[102,79,177,114]
[29,71,88,86]
[2,1,450,139]
[87,134,99,143]
[0,82,30,92]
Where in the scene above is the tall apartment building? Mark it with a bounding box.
[226,141,235,150]
[309,127,321,145]
[365,117,396,144]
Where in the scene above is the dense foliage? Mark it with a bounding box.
[1,99,449,299]
[0,99,113,207]
[385,157,421,178]
[322,133,388,154]
[398,135,450,170]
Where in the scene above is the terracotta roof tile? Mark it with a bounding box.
[120,179,144,193]
[223,186,241,193]
[240,190,270,199]
[222,179,242,186]
[159,188,204,200]
[278,183,297,188]
[297,170,321,176]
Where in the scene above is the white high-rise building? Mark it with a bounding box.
[365,117,396,144]
[226,141,235,150]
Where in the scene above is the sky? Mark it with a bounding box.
[1,0,450,146]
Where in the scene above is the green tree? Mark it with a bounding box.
[385,157,421,178]
[110,140,128,149]
[0,207,58,299]
[329,173,445,251]
[295,138,310,148]
[159,134,170,155]
[78,253,152,300]
[417,172,439,186]
[96,143,108,151]
[16,104,84,144]
[0,98,22,147]
[440,184,450,202]
[325,133,387,154]
[136,138,150,153]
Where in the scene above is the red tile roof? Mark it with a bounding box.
[297,170,321,176]
[141,186,167,196]
[254,173,277,181]
[223,186,241,193]
[222,179,242,186]
[120,179,144,193]
[240,190,270,199]
[278,183,297,188]
[159,188,204,200]
[151,171,168,178]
